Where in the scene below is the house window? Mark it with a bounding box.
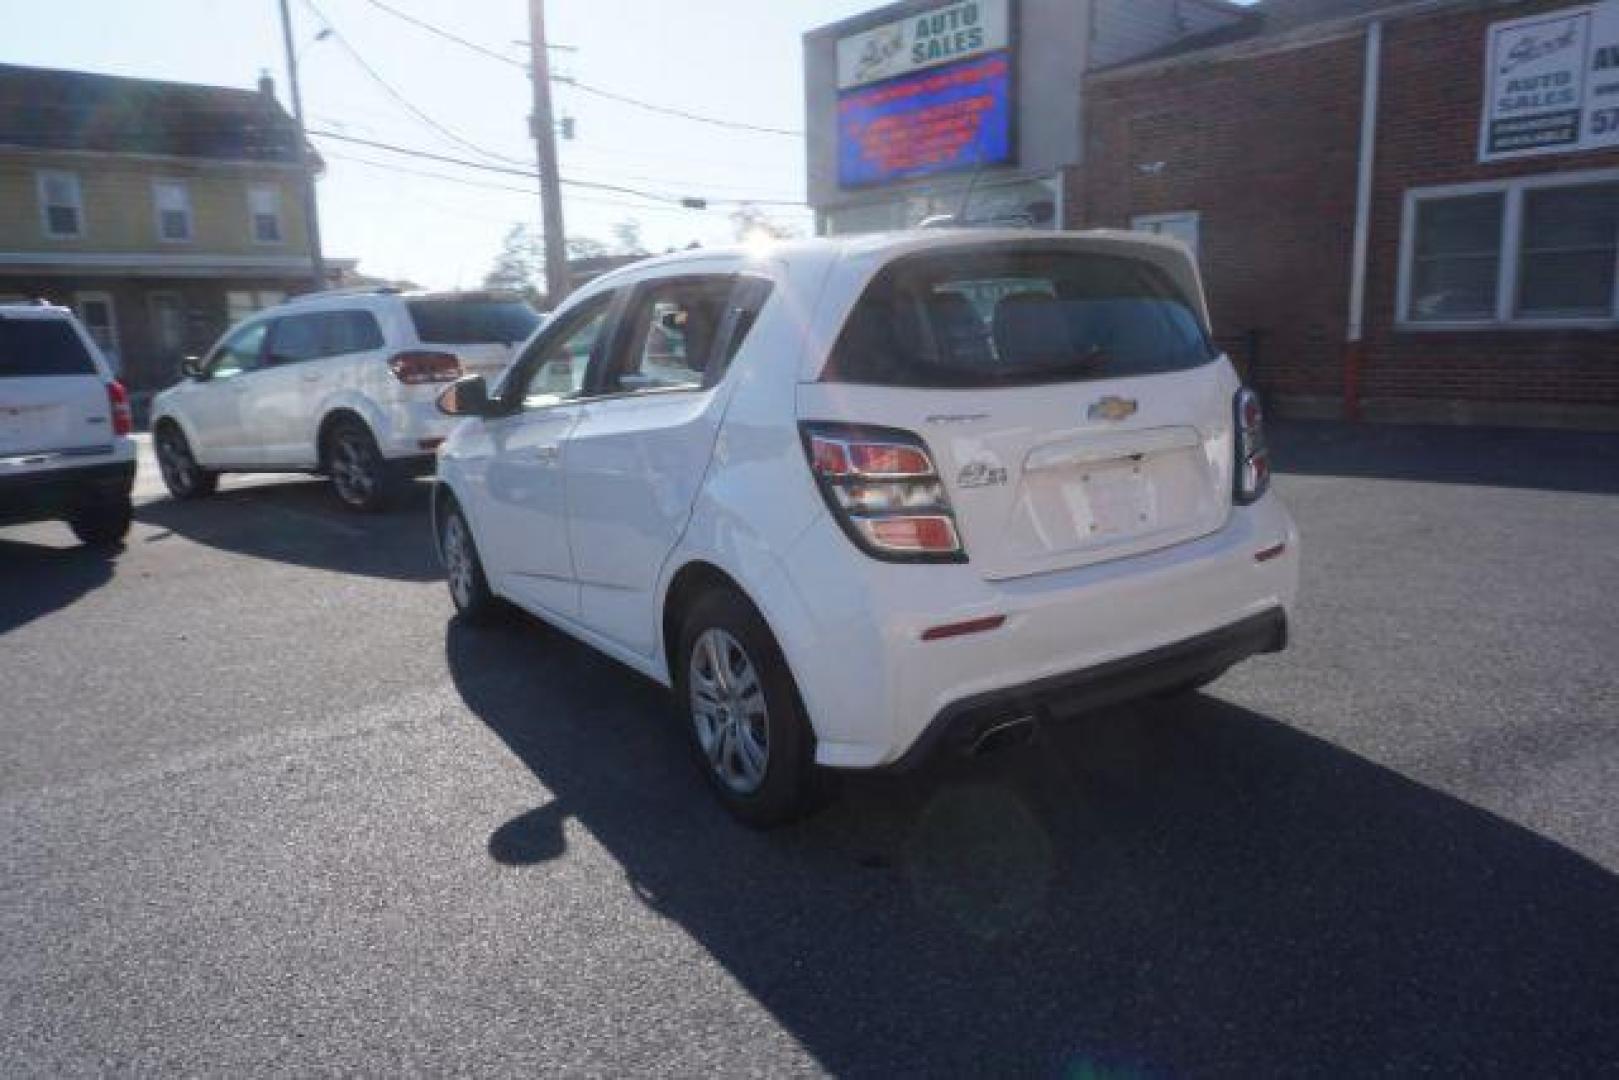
[37,170,84,238]
[74,292,118,371]
[1400,170,1619,327]
[226,289,286,324]
[248,186,283,244]
[153,181,193,243]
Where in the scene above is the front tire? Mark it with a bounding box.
[326,419,402,512]
[68,498,132,548]
[438,499,499,623]
[675,588,817,828]
[154,423,218,500]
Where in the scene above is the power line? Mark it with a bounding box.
[347,0,803,138]
[553,77,802,138]
[299,0,533,168]
[358,0,528,69]
[307,128,809,207]
[322,149,750,217]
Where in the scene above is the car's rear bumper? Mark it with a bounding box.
[770,492,1300,769]
[0,457,136,525]
[886,607,1287,769]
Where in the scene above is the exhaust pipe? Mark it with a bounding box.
[967,714,1037,756]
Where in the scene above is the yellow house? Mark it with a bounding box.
[0,63,335,404]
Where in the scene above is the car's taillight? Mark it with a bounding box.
[801,422,965,562]
[388,350,462,385]
[1234,387,1270,505]
[106,379,132,436]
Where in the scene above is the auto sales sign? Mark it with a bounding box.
[835,0,1015,188]
[1481,0,1619,160]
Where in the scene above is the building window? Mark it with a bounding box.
[1400,170,1619,327]
[226,290,286,324]
[1517,184,1619,319]
[74,292,118,371]
[1409,194,1504,321]
[152,181,193,243]
[248,186,283,244]
[37,170,84,238]
[1132,211,1202,261]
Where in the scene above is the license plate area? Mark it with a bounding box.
[1067,458,1154,540]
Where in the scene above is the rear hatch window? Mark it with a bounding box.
[0,318,97,377]
[825,248,1215,387]
[407,299,541,346]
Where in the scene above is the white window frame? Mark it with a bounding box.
[1131,211,1202,261]
[247,185,284,246]
[36,169,85,239]
[1397,167,1619,331]
[152,180,194,243]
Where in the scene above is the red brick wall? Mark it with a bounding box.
[1082,0,1619,423]
[1364,1,1619,412]
[1082,34,1367,399]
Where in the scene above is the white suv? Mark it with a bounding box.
[0,302,136,546]
[433,231,1299,825]
[150,288,540,510]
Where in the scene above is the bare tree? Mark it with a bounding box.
[730,203,799,242]
[611,218,647,255]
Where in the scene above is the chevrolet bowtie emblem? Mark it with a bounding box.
[1087,396,1138,422]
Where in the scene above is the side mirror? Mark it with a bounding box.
[437,374,495,417]
[180,356,205,379]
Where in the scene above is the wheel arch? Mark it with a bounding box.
[315,406,375,469]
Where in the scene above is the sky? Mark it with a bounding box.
[1,0,880,288]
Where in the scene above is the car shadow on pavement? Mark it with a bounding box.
[0,536,118,635]
[135,478,441,582]
[446,615,1619,1076]
[1270,420,1619,494]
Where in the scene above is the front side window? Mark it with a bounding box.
[1517,183,1619,319]
[38,170,83,238]
[608,276,739,394]
[510,295,614,407]
[248,186,283,244]
[153,180,193,242]
[207,322,268,379]
[1408,194,1504,322]
[827,247,1214,387]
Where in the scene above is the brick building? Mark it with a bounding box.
[806,0,1619,429]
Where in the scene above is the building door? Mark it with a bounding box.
[149,291,185,383]
[1132,212,1201,262]
[74,291,119,371]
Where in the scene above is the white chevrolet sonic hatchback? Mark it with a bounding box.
[434,231,1299,825]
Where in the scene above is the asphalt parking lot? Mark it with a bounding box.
[3,422,1617,1076]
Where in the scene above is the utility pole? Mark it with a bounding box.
[278,0,326,292]
[527,0,570,304]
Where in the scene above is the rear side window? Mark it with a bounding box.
[267,310,384,364]
[408,299,540,345]
[825,248,1215,387]
[0,318,97,377]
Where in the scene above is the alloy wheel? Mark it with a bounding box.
[331,431,377,506]
[442,512,476,610]
[157,429,197,495]
[688,627,771,794]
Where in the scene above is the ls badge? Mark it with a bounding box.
[1087,396,1139,422]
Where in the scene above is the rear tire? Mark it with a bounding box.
[154,423,218,500]
[438,499,499,624]
[68,498,132,548]
[675,587,818,828]
[326,418,402,513]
